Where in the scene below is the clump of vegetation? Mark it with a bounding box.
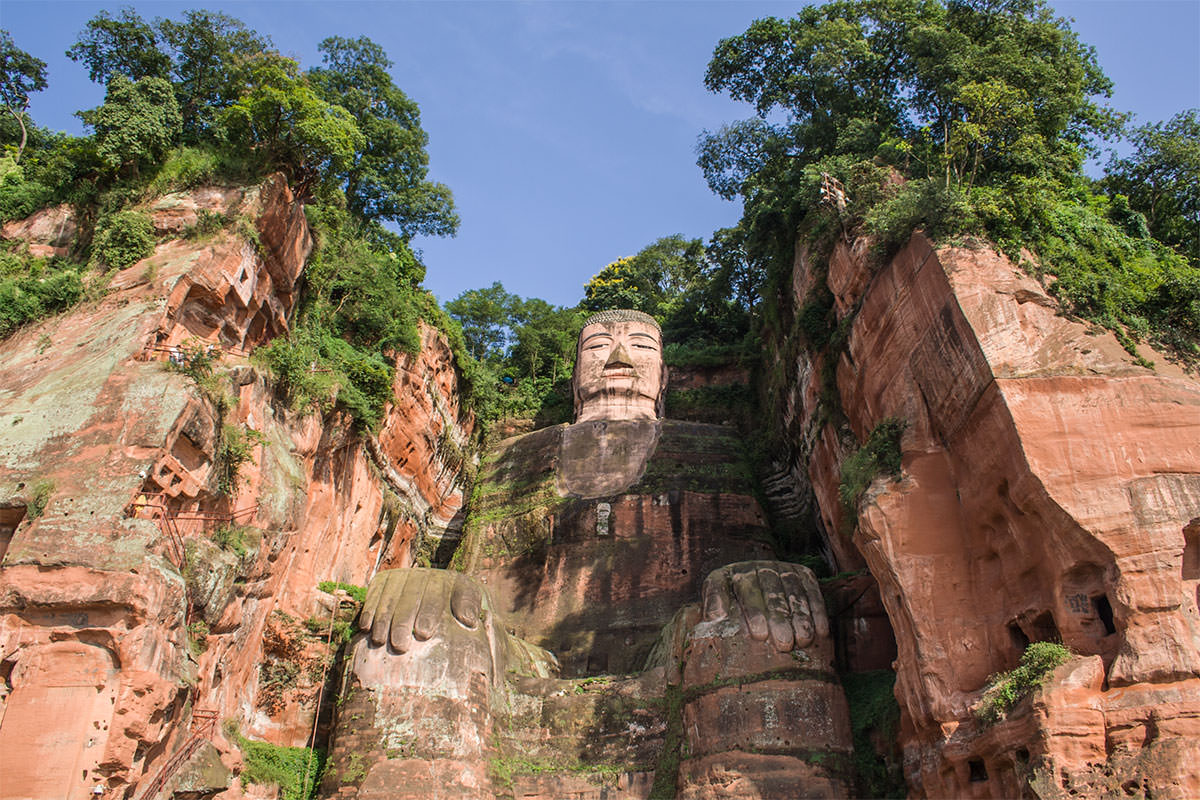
[0,243,85,338]
[976,642,1073,724]
[232,724,325,800]
[213,423,268,497]
[211,524,256,560]
[185,208,226,240]
[187,620,209,655]
[92,210,155,270]
[838,418,906,512]
[317,580,366,604]
[842,670,905,798]
[27,478,54,519]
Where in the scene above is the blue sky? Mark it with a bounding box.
[3,1,1198,307]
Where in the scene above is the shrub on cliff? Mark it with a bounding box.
[839,417,906,512]
[92,210,154,270]
[976,641,1073,723]
[0,244,85,338]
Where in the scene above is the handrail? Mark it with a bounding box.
[134,708,219,800]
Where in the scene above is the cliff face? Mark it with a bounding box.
[775,232,1200,797]
[0,180,472,800]
[1,177,1197,800]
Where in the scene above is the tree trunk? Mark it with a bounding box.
[8,105,28,163]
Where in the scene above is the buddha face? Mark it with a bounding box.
[572,313,666,422]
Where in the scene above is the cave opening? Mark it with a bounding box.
[1092,594,1116,636]
[0,502,27,562]
[968,759,988,782]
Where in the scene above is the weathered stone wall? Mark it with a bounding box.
[779,232,1200,797]
[0,181,474,800]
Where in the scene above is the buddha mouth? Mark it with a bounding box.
[602,367,638,378]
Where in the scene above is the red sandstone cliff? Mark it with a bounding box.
[0,180,473,800]
[776,232,1200,798]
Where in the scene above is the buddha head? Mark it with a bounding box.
[572,309,667,422]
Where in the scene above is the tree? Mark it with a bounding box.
[91,75,182,178]
[0,31,47,162]
[157,10,273,138]
[699,0,1115,197]
[1104,110,1200,265]
[582,235,706,317]
[509,301,584,384]
[445,282,524,361]
[308,36,458,238]
[65,8,170,85]
[218,54,362,199]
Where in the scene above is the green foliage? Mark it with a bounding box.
[977,642,1073,724]
[93,210,154,270]
[444,282,583,429]
[0,243,85,338]
[157,10,274,140]
[219,54,362,200]
[317,581,366,604]
[842,671,905,798]
[27,478,54,519]
[304,615,353,643]
[1104,109,1200,267]
[90,74,182,178]
[446,281,525,362]
[255,199,434,430]
[65,8,170,85]
[214,424,267,497]
[187,620,209,655]
[839,418,906,513]
[0,156,52,221]
[211,524,255,559]
[235,730,325,800]
[308,35,458,238]
[665,384,753,425]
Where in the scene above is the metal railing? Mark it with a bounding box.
[129,493,259,569]
[134,708,219,800]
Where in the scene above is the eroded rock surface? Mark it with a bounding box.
[0,181,473,800]
[775,232,1200,797]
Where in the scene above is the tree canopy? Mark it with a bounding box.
[1103,110,1200,267]
[92,75,182,178]
[309,36,459,239]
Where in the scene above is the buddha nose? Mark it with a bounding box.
[605,344,634,369]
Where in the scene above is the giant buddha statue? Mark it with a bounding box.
[322,311,851,800]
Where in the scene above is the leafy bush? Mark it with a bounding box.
[213,424,268,497]
[235,730,325,800]
[317,580,366,604]
[211,524,255,559]
[0,157,54,222]
[187,621,209,655]
[838,418,906,512]
[0,247,85,338]
[976,642,1073,724]
[93,210,155,270]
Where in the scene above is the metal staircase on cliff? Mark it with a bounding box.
[135,709,217,800]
